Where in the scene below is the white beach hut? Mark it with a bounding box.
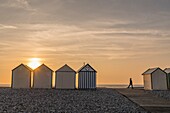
[12,64,32,88]
[164,68,170,89]
[142,67,167,90]
[55,64,76,89]
[78,64,97,89]
[33,64,53,88]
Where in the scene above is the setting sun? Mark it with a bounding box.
[28,58,41,69]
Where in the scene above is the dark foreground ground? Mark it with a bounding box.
[0,88,147,113]
[117,88,170,113]
[146,90,170,100]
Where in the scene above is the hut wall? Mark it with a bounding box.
[78,72,96,89]
[143,74,152,90]
[33,70,52,88]
[167,74,170,89]
[12,66,31,88]
[152,70,167,90]
[56,72,75,89]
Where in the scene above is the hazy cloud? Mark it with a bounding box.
[0,0,170,61]
[0,24,17,29]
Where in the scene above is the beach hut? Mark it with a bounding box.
[55,64,76,89]
[142,67,167,90]
[33,64,53,88]
[164,68,170,89]
[12,64,32,88]
[78,63,97,89]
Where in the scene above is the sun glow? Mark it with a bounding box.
[28,58,41,69]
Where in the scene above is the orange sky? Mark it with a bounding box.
[0,0,170,85]
[1,55,170,85]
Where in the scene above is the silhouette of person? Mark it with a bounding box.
[127,78,133,89]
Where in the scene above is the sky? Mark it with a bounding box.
[0,0,170,85]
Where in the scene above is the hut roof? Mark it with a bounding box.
[164,68,170,74]
[142,67,165,75]
[12,64,33,71]
[34,64,53,72]
[78,63,97,72]
[56,64,76,72]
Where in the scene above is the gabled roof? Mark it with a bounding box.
[34,64,53,72]
[56,64,76,72]
[142,67,164,75]
[78,63,97,72]
[12,63,33,71]
[24,65,33,71]
[164,68,170,74]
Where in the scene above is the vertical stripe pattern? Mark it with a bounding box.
[78,71,96,89]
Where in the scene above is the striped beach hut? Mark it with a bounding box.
[55,64,76,89]
[12,64,32,88]
[142,67,167,90]
[78,64,97,89]
[164,68,170,89]
[33,64,53,88]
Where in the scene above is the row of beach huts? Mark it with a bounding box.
[12,63,97,89]
[11,63,170,90]
[142,67,170,90]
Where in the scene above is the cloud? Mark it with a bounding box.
[0,0,170,62]
[1,21,170,62]
[0,0,35,11]
[0,24,17,29]
[1,0,170,26]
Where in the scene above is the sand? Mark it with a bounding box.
[0,88,147,113]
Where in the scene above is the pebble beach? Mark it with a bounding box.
[0,88,147,113]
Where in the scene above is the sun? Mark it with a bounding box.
[28,58,41,69]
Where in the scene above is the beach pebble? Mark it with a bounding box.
[0,88,147,113]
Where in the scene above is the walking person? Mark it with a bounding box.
[127,78,133,89]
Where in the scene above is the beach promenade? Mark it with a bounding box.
[117,88,170,113]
